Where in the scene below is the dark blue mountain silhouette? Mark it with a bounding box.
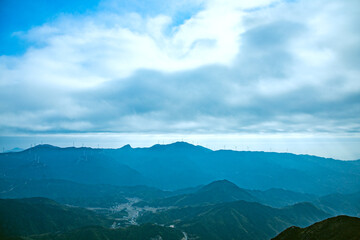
[1,142,359,194]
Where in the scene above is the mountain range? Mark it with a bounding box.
[1,142,359,239]
[0,195,330,240]
[1,179,359,239]
[1,142,359,195]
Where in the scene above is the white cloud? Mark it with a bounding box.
[0,0,359,143]
[1,0,273,89]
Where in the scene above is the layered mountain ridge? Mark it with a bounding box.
[1,142,359,239]
[1,142,359,194]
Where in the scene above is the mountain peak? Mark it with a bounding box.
[28,144,60,151]
[199,179,241,192]
[150,141,210,152]
[121,144,132,149]
[35,144,58,148]
[151,141,193,148]
[171,141,195,147]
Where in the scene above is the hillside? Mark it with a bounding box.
[0,197,183,240]
[272,215,360,240]
[0,198,110,237]
[249,188,317,208]
[138,179,257,207]
[313,191,360,217]
[139,200,330,240]
[0,178,170,207]
[28,224,183,240]
[2,177,359,218]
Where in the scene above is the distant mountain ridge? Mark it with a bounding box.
[1,142,359,194]
[0,145,146,186]
[4,147,24,153]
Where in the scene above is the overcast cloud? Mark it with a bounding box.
[1,0,359,144]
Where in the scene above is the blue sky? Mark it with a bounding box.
[0,0,360,159]
[0,0,203,55]
[0,0,101,55]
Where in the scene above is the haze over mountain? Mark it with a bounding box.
[1,143,359,195]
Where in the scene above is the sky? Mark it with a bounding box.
[0,0,359,159]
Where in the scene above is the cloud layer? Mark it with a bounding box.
[1,0,359,137]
